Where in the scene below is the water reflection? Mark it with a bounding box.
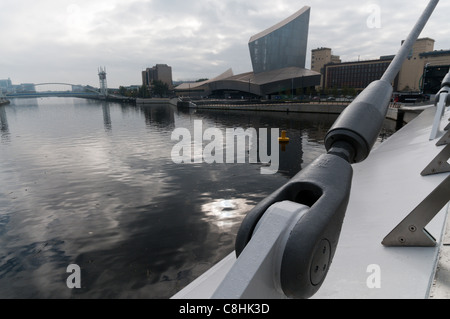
[102,103,112,132]
[0,106,9,141]
[195,109,340,178]
[0,98,396,298]
[201,198,254,232]
[141,104,175,129]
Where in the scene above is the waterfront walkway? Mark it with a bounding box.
[177,99,424,124]
[193,100,348,114]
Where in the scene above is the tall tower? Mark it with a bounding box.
[98,67,108,97]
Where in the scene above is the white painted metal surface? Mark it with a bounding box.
[173,106,450,299]
[429,207,450,299]
[314,106,449,299]
[212,201,308,299]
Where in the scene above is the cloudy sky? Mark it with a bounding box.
[1,0,449,88]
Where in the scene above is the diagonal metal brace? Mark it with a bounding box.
[436,129,450,146]
[382,175,450,247]
[421,144,450,176]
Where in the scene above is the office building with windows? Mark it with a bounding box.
[316,38,450,93]
[142,64,173,89]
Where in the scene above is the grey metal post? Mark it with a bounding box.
[381,0,439,84]
[325,0,439,163]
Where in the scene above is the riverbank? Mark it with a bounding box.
[0,98,10,106]
[193,101,348,114]
[136,98,172,105]
[180,99,425,125]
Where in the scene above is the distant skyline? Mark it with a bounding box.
[1,0,449,88]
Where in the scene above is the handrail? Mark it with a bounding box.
[430,71,450,140]
[216,0,440,299]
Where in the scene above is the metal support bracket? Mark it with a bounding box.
[382,175,450,247]
[445,118,450,131]
[212,201,309,299]
[436,129,450,146]
[430,92,448,140]
[421,143,450,176]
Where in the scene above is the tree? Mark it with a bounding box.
[152,80,169,97]
[119,86,127,96]
[331,86,339,97]
[139,85,150,98]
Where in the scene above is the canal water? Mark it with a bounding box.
[0,97,396,298]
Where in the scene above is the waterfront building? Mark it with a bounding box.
[0,78,14,94]
[323,56,395,92]
[175,6,321,98]
[311,48,341,74]
[396,38,450,92]
[422,64,450,95]
[249,6,310,74]
[16,83,36,94]
[142,64,173,89]
[317,38,450,93]
[311,48,341,90]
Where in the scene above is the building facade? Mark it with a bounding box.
[315,38,450,93]
[323,56,394,91]
[0,78,13,94]
[311,48,341,73]
[142,64,173,89]
[422,64,450,95]
[311,48,341,89]
[396,38,450,92]
[248,6,310,74]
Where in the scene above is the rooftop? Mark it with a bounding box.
[420,50,450,57]
[248,6,310,43]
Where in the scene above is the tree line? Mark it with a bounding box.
[118,80,171,98]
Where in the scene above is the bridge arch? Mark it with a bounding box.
[34,83,101,95]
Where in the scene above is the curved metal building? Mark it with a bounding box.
[249,6,311,74]
[175,6,320,98]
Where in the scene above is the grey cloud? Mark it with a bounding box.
[1,0,450,87]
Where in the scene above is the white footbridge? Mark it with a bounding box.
[173,0,450,299]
